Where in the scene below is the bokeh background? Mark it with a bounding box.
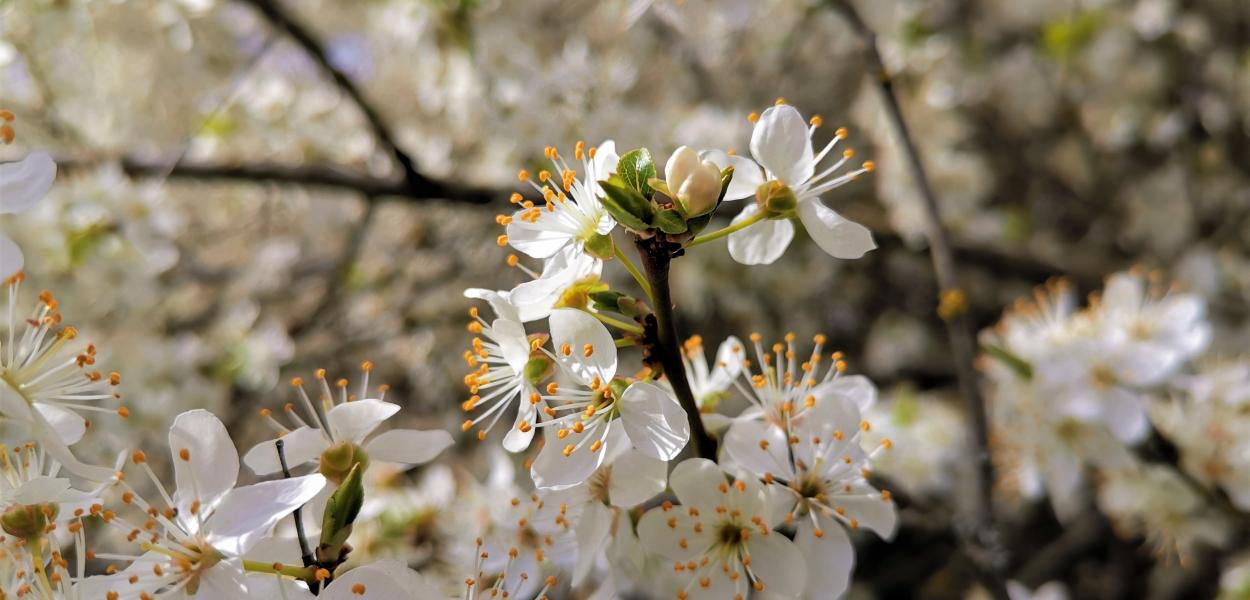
[2,0,1248,598]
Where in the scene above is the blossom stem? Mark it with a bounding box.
[826,1,1008,598]
[614,337,637,348]
[687,210,768,247]
[634,236,716,460]
[276,439,319,592]
[242,559,316,580]
[614,244,654,300]
[588,310,644,335]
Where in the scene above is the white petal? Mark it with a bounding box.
[1101,387,1149,443]
[619,381,690,461]
[797,200,875,259]
[702,150,766,201]
[837,487,898,539]
[530,424,609,490]
[196,559,250,598]
[668,457,728,509]
[607,449,667,507]
[506,211,572,259]
[365,428,453,466]
[722,419,792,480]
[0,152,55,214]
[0,234,22,280]
[705,336,747,393]
[665,146,701,191]
[796,513,854,600]
[510,249,602,322]
[326,399,400,444]
[573,501,614,586]
[244,573,314,599]
[750,105,815,185]
[205,474,326,556]
[33,403,87,445]
[816,375,878,411]
[320,561,422,600]
[492,318,531,371]
[744,529,807,598]
[502,385,539,453]
[464,288,521,323]
[169,409,239,513]
[1100,272,1142,311]
[549,308,618,385]
[727,203,794,265]
[636,503,703,561]
[592,140,620,185]
[243,427,330,475]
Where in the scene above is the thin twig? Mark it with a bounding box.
[275,439,317,591]
[239,0,437,198]
[825,1,1008,597]
[289,199,379,336]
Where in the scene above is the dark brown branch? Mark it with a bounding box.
[58,157,500,204]
[826,1,1009,598]
[238,0,441,198]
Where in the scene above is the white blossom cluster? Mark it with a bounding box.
[982,270,1243,562]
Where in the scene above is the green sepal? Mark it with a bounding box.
[652,209,688,234]
[617,148,657,197]
[599,177,653,231]
[319,463,364,554]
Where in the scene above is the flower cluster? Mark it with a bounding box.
[982,269,1240,561]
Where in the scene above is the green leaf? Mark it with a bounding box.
[617,148,657,197]
[652,209,688,234]
[599,177,653,231]
[589,290,625,306]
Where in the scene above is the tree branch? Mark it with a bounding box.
[825,1,1009,598]
[238,0,445,198]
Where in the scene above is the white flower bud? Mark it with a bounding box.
[665,146,722,217]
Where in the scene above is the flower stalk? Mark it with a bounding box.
[633,236,716,460]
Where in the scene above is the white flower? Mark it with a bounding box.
[503,141,620,261]
[243,365,452,480]
[561,447,668,586]
[665,145,723,216]
[86,409,325,599]
[636,458,807,599]
[1097,463,1230,561]
[0,278,123,481]
[729,332,875,428]
[709,104,875,265]
[459,297,544,452]
[467,245,603,325]
[529,309,690,490]
[0,151,56,278]
[1095,270,1211,364]
[722,392,896,599]
[679,335,745,433]
[244,559,447,599]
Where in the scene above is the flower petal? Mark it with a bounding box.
[530,424,610,490]
[702,150,765,201]
[743,528,807,598]
[33,402,87,445]
[795,513,854,600]
[502,384,539,453]
[607,449,667,507]
[668,457,727,509]
[464,288,521,323]
[365,428,454,466]
[721,419,792,480]
[549,308,618,385]
[169,409,239,514]
[750,105,815,185]
[816,374,878,411]
[727,203,795,265]
[636,502,703,561]
[492,318,532,371]
[0,152,55,214]
[619,381,690,461]
[326,399,400,444]
[0,233,23,280]
[573,500,614,586]
[205,474,326,556]
[506,212,573,259]
[195,558,250,598]
[243,426,331,475]
[797,200,875,259]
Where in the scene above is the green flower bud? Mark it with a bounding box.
[319,442,370,484]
